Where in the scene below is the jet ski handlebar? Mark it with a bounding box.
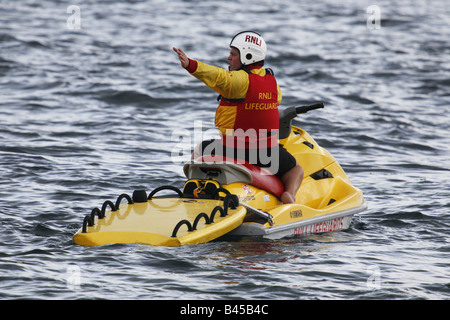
[295,102,324,114]
[278,102,324,139]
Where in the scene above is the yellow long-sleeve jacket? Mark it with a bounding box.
[186,59,282,138]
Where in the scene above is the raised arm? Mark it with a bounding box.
[172,47,248,99]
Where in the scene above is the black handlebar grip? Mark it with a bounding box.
[295,103,324,114]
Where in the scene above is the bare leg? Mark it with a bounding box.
[280,162,303,204]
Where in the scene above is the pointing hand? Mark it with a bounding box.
[173,47,190,69]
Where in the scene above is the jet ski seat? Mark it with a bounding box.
[183,155,284,198]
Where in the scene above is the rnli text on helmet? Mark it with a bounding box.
[245,35,262,46]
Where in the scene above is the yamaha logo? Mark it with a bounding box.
[290,210,303,218]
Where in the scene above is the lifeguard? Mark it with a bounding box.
[173,31,304,204]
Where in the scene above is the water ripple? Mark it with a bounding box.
[0,0,449,301]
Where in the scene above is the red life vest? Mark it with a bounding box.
[216,67,279,149]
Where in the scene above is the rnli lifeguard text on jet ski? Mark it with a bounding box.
[294,217,345,236]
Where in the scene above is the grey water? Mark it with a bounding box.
[1,0,449,301]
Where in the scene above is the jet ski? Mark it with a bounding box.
[73,103,367,246]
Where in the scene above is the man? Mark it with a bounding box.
[173,31,303,204]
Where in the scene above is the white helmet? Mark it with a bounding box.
[230,31,267,66]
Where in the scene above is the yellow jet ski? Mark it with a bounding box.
[73,103,367,246]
